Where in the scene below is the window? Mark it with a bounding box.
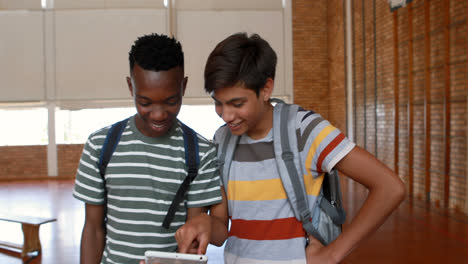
[0,108,48,146]
[0,104,224,146]
[55,105,224,144]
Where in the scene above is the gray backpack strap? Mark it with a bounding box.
[216,127,239,188]
[321,169,346,225]
[216,126,239,216]
[273,101,328,245]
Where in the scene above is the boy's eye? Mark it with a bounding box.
[166,97,180,106]
[139,101,151,107]
[233,102,244,108]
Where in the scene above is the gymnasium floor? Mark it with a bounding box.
[0,177,467,264]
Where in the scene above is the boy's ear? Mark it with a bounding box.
[127,76,134,96]
[181,76,188,96]
[262,78,274,102]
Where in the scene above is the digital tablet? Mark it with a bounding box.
[144,250,208,264]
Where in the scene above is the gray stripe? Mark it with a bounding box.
[225,237,306,261]
[230,159,277,181]
[234,142,275,162]
[229,199,294,220]
[297,115,324,151]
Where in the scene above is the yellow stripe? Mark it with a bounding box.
[304,124,335,176]
[227,178,287,201]
[304,173,324,196]
[227,174,324,201]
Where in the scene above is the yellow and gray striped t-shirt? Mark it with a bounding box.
[214,108,355,264]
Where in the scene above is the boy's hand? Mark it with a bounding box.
[305,235,336,264]
[175,213,211,255]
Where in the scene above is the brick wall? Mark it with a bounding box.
[0,144,83,181]
[347,0,467,210]
[292,0,329,117]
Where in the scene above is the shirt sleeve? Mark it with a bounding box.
[73,132,107,205]
[186,140,222,208]
[298,110,356,177]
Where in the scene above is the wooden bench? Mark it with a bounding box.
[0,213,56,257]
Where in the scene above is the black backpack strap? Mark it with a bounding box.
[163,123,200,229]
[97,118,129,179]
[96,118,128,223]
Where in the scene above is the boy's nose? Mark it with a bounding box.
[150,105,167,121]
[221,107,235,123]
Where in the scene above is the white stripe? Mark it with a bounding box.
[106,224,175,238]
[105,184,174,194]
[200,147,216,162]
[76,169,102,183]
[107,214,184,227]
[118,140,184,151]
[107,204,185,216]
[325,143,356,173]
[186,196,222,206]
[90,134,107,141]
[108,194,177,205]
[75,178,104,193]
[82,148,98,162]
[192,176,220,184]
[108,236,178,248]
[107,247,145,260]
[108,162,186,173]
[112,151,184,162]
[106,174,183,184]
[73,190,104,203]
[188,186,220,195]
[198,166,217,174]
[87,140,101,152]
[79,159,99,173]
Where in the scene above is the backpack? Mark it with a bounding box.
[96,117,200,229]
[217,100,346,246]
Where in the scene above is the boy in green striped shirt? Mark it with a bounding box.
[73,33,228,264]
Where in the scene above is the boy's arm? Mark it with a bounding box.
[80,203,106,264]
[176,186,229,254]
[306,146,406,264]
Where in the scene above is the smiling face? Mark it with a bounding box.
[127,64,187,138]
[211,80,274,140]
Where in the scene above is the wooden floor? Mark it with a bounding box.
[0,178,467,264]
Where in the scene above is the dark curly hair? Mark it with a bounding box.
[129,33,184,73]
[204,32,277,96]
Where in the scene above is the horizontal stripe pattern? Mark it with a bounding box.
[73,116,222,264]
[224,238,307,262]
[229,217,305,240]
[215,107,355,263]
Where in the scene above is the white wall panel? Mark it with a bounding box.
[54,0,165,9]
[54,9,166,100]
[0,10,45,101]
[176,0,283,10]
[0,0,41,9]
[177,10,285,99]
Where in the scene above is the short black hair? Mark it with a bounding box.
[204,32,277,95]
[129,33,184,73]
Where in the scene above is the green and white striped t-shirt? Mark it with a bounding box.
[73,115,222,264]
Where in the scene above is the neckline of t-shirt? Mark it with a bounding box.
[241,128,273,143]
[128,115,180,143]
